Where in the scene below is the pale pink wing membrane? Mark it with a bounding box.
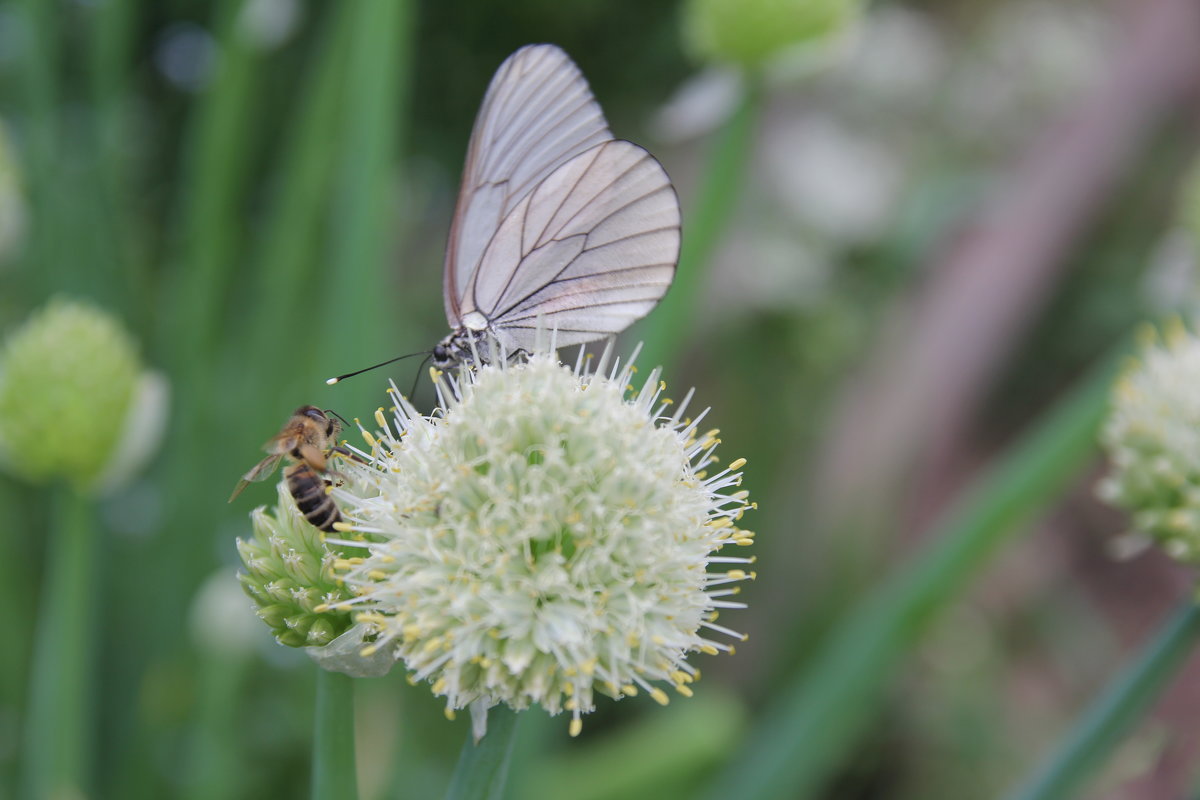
[468,139,680,349]
[445,45,611,324]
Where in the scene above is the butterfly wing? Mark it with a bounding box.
[444,44,612,327]
[462,139,680,349]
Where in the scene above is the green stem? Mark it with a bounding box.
[635,74,762,372]
[21,486,97,800]
[1006,601,1200,800]
[702,354,1117,800]
[444,706,520,800]
[312,669,357,800]
[183,651,250,800]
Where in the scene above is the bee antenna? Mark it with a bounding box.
[324,409,351,428]
[326,351,429,385]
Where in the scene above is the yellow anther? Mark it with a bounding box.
[432,678,446,694]
[564,699,577,711]
[728,570,747,580]
[444,708,456,721]
[368,570,387,580]
[332,521,355,532]
[649,688,670,706]
[622,684,638,696]
[675,684,694,697]
[728,458,747,471]
[569,718,583,737]
[360,646,378,657]
[362,430,377,449]
[313,603,329,613]
[374,408,388,428]
[699,644,719,655]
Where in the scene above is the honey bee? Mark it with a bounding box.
[229,406,348,532]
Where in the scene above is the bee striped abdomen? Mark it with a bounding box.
[285,462,341,532]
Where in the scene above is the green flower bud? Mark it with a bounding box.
[237,482,360,648]
[683,0,860,68]
[0,297,163,491]
[1099,319,1200,564]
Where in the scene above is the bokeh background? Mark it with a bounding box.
[3,0,1200,797]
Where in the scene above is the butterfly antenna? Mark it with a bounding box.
[408,353,434,399]
[326,351,429,385]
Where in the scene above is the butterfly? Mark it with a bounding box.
[430,44,682,368]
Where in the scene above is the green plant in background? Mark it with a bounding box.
[8,0,1198,795]
[0,297,163,800]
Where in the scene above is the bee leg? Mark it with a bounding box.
[331,444,368,465]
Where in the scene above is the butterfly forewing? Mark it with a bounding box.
[445,44,612,325]
[467,139,680,350]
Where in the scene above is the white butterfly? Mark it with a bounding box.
[432,44,682,368]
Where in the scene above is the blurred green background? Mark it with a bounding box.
[3,0,1200,797]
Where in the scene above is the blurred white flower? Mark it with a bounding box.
[237,0,302,51]
[0,120,27,266]
[1099,320,1200,563]
[190,568,264,658]
[1142,229,1199,315]
[762,110,904,242]
[836,7,946,107]
[652,67,745,143]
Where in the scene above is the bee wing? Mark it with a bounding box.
[462,139,680,349]
[227,453,285,502]
[444,44,612,327]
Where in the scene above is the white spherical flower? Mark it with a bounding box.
[327,346,755,737]
[1100,319,1200,562]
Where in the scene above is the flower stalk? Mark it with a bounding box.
[445,706,521,800]
[21,486,97,800]
[312,669,358,800]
